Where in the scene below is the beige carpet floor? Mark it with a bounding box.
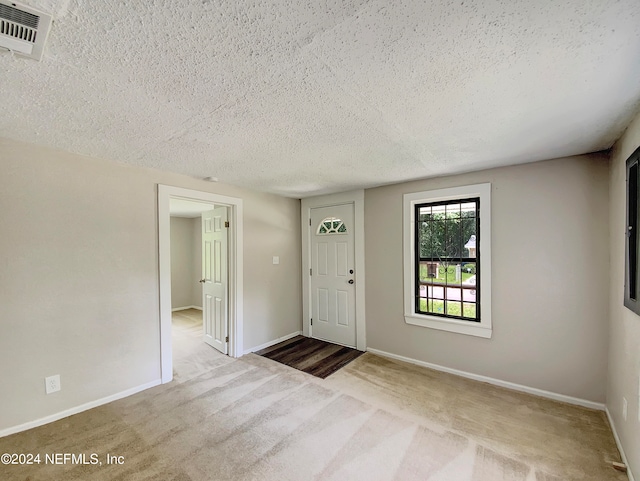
[0,309,626,481]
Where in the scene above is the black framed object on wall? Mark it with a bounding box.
[625,145,640,314]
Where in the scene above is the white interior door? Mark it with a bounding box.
[310,203,356,347]
[201,207,228,354]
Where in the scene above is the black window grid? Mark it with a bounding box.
[414,197,481,322]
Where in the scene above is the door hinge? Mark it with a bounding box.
[309,218,311,226]
[225,335,229,342]
[224,221,230,228]
[310,268,312,276]
[311,318,313,326]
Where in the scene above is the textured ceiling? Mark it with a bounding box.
[1,0,640,198]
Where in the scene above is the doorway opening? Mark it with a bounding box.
[169,200,228,381]
[158,185,244,384]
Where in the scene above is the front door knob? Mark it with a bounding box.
[348,279,354,284]
[199,279,206,283]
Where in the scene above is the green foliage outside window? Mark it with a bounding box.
[419,207,476,259]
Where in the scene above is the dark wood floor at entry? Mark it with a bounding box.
[255,335,364,379]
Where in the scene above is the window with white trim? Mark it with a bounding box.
[625,145,640,315]
[403,183,492,338]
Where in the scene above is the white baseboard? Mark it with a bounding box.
[171,305,202,312]
[0,379,162,438]
[366,348,605,411]
[606,407,635,481]
[244,331,302,355]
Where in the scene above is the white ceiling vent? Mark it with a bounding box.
[0,0,52,61]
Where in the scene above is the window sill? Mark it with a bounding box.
[404,314,492,339]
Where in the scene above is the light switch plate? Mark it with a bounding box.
[272,256,279,265]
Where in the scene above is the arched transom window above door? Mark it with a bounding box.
[317,217,347,235]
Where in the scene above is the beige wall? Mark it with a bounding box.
[608,108,640,476]
[365,154,610,402]
[0,137,302,431]
[170,217,201,309]
[192,218,202,307]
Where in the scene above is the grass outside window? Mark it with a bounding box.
[419,298,476,318]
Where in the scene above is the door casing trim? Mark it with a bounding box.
[158,185,244,383]
[301,190,366,351]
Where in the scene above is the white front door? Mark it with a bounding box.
[201,207,228,354]
[310,203,356,347]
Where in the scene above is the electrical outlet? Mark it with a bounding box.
[272,256,280,265]
[622,397,628,421]
[45,375,61,394]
